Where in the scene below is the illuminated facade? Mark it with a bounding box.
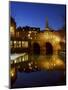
[10,17,40,53]
[30,18,65,55]
[10,17,16,37]
[10,17,65,54]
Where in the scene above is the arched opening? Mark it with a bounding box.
[33,43,40,55]
[45,42,53,55]
[59,42,65,51]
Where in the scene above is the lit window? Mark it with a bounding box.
[22,41,28,48]
[28,34,30,37]
[19,41,21,48]
[10,26,14,36]
[25,41,28,47]
[22,41,24,44]
[22,57,25,61]
[14,41,16,48]
[14,41,16,44]
[14,60,17,64]
[22,41,24,47]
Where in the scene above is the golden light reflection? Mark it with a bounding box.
[14,60,17,63]
[22,57,24,61]
[10,68,15,77]
[38,54,65,70]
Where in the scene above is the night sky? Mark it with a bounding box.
[10,1,66,30]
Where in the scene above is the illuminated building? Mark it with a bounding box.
[10,17,65,54]
[10,17,40,53]
[10,17,16,37]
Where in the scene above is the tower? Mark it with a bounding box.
[45,17,49,31]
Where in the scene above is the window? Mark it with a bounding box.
[14,41,16,48]
[10,26,14,36]
[16,41,19,48]
[22,41,28,48]
[19,41,21,48]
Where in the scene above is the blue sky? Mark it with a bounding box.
[10,1,66,30]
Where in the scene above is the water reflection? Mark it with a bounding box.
[10,53,66,88]
[38,54,65,70]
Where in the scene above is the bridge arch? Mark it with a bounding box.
[45,42,53,55]
[30,31,61,55]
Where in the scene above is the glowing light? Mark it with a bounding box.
[10,26,14,30]
[55,59,64,66]
[10,68,15,77]
[54,36,60,42]
[22,41,24,44]
[28,63,31,66]
[41,61,50,70]
[19,41,21,47]
[38,54,65,70]
[22,41,28,48]
[14,41,16,44]
[53,63,56,67]
[29,31,31,34]
[14,60,17,63]
[28,34,30,37]
[10,26,14,35]
[22,57,24,61]
[11,73,14,77]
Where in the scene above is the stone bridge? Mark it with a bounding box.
[30,30,62,55]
